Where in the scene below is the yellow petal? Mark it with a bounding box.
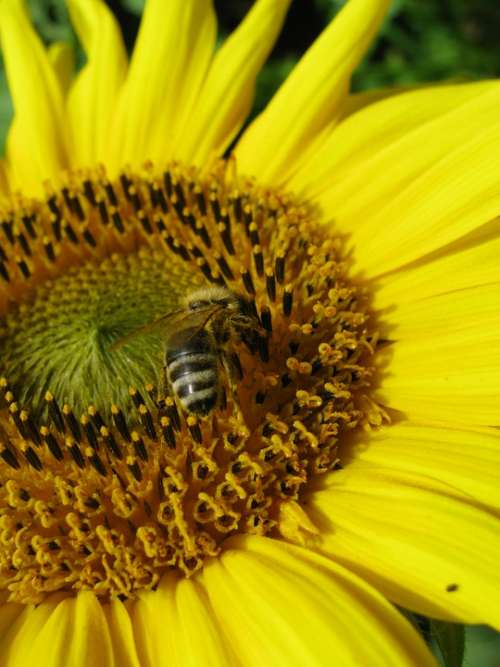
[308,466,500,626]
[0,602,24,648]
[177,0,291,166]
[310,83,500,277]
[66,0,127,165]
[372,219,500,309]
[132,574,234,667]
[0,594,140,667]
[375,312,500,426]
[108,0,216,173]
[48,41,75,95]
[378,282,500,341]
[203,535,434,667]
[289,80,495,199]
[104,599,142,667]
[234,0,390,185]
[341,421,500,512]
[0,0,68,194]
[0,596,60,666]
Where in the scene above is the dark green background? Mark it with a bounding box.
[1,1,499,665]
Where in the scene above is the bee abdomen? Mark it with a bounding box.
[167,354,218,415]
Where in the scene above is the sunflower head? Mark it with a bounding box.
[0,155,380,603]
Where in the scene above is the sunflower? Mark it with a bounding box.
[0,0,499,664]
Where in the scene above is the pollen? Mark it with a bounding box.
[0,160,380,603]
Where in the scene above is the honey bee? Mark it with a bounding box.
[111,286,262,415]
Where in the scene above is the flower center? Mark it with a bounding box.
[0,161,379,603]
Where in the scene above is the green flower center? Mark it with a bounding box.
[1,248,199,420]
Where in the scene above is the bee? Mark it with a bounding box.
[111,286,262,416]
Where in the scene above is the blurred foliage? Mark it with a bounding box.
[0,0,499,664]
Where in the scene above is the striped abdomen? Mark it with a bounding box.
[165,328,219,415]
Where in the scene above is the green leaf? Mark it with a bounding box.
[431,620,465,667]
[120,0,145,14]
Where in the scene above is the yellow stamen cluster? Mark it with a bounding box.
[0,161,379,603]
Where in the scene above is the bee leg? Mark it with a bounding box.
[220,348,244,408]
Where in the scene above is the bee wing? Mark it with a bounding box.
[180,304,226,344]
[109,308,186,351]
[109,305,224,351]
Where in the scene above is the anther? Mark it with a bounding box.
[132,431,148,461]
[253,246,264,277]
[255,391,266,405]
[41,426,64,461]
[16,256,31,279]
[128,458,142,482]
[138,404,156,441]
[64,222,79,245]
[16,232,31,256]
[70,194,85,221]
[51,215,62,242]
[81,414,99,450]
[100,426,123,460]
[120,174,133,202]
[129,387,145,409]
[67,438,85,469]
[196,222,212,249]
[258,336,270,363]
[24,445,43,471]
[174,181,186,210]
[260,307,273,333]
[89,451,107,477]
[112,210,125,233]
[88,405,106,432]
[43,237,56,262]
[232,194,243,222]
[210,194,221,221]
[102,182,117,207]
[160,416,176,449]
[198,259,213,281]
[275,254,285,284]
[0,262,9,282]
[219,219,234,255]
[9,403,29,439]
[82,227,97,247]
[248,223,260,248]
[47,194,61,219]
[111,405,131,442]
[63,404,82,443]
[283,286,293,316]
[129,189,142,212]
[1,446,20,469]
[22,213,37,239]
[215,253,234,280]
[138,211,153,235]
[195,187,207,216]
[265,270,276,302]
[1,218,14,244]
[45,392,65,433]
[241,270,256,296]
[83,179,97,206]
[163,171,173,197]
[20,410,41,446]
[187,416,202,444]
[156,187,169,213]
